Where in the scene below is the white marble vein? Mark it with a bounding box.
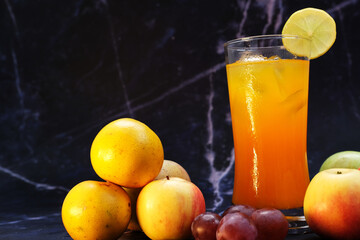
[204,74,217,207]
[0,165,69,192]
[76,53,105,85]
[11,49,24,113]
[327,0,358,14]
[236,0,252,38]
[326,0,359,120]
[257,0,284,35]
[6,0,29,145]
[102,0,134,117]
[155,28,175,49]
[126,27,176,87]
[208,149,235,211]
[204,74,235,211]
[0,213,60,226]
[261,0,276,35]
[4,0,21,44]
[274,0,284,34]
[132,62,226,113]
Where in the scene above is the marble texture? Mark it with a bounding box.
[0,0,360,238]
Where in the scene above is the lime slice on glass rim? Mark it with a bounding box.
[282,8,336,59]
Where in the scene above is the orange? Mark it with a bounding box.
[61,180,131,240]
[90,118,164,188]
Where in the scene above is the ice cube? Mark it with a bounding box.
[280,89,306,112]
[268,55,281,60]
[238,54,283,63]
[238,53,266,63]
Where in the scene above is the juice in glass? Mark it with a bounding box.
[224,35,311,211]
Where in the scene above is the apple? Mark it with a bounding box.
[320,151,360,171]
[137,177,206,239]
[155,159,191,181]
[304,168,360,240]
[124,160,191,232]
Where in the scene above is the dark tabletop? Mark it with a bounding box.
[0,210,322,240]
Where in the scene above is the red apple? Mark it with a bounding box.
[136,177,206,239]
[304,168,360,240]
[123,160,191,232]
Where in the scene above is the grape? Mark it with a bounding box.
[191,212,221,240]
[216,212,258,240]
[251,208,289,240]
[222,204,256,217]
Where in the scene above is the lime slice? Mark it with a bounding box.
[282,8,336,59]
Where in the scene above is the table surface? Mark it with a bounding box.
[0,211,323,240]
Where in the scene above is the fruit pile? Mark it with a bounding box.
[61,118,206,240]
[59,7,360,240]
[191,205,288,240]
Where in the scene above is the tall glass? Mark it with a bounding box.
[224,35,311,233]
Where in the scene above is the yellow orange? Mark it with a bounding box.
[61,180,131,240]
[90,118,164,188]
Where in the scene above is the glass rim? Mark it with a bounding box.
[224,34,311,48]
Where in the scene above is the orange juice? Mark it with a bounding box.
[226,58,310,209]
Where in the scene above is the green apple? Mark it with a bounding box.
[319,151,360,171]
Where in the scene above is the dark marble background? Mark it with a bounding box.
[1,0,359,238]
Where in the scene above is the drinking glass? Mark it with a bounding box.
[224,35,311,233]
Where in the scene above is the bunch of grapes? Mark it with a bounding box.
[191,204,289,240]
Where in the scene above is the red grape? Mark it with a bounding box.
[222,204,256,217]
[251,208,288,240]
[191,212,221,240]
[216,212,258,240]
